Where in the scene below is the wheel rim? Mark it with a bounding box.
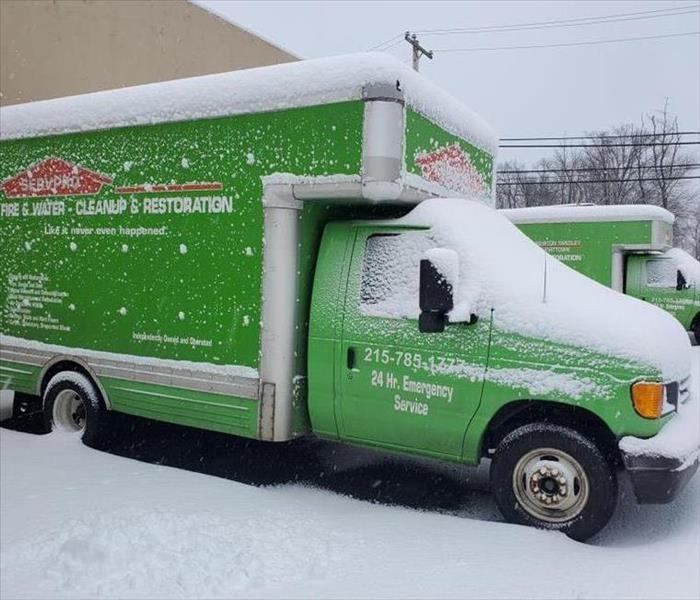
[52,389,87,432]
[512,447,589,523]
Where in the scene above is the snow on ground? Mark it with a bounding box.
[1,349,699,599]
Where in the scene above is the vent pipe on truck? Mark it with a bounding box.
[259,184,302,441]
[361,82,405,202]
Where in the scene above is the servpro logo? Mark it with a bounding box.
[0,157,113,198]
[415,143,487,196]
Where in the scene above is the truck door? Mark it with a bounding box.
[626,255,693,326]
[337,227,490,458]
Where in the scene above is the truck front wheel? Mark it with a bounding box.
[490,423,616,541]
[43,372,106,447]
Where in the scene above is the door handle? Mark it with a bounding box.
[347,346,356,370]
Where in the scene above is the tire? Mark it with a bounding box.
[490,423,617,542]
[42,372,106,448]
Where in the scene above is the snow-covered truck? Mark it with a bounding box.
[0,55,697,540]
[503,205,700,341]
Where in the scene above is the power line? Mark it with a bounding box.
[497,163,700,175]
[417,6,699,36]
[434,30,700,53]
[500,140,700,148]
[496,175,700,186]
[367,6,698,52]
[415,5,698,35]
[367,33,404,52]
[501,132,700,142]
[381,38,406,52]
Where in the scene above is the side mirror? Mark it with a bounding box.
[419,257,454,333]
[676,269,688,291]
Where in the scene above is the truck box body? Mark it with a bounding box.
[0,54,496,442]
[501,205,673,289]
[502,205,699,334]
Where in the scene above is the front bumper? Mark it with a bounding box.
[621,449,699,504]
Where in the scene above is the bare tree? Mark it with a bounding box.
[496,105,700,258]
[495,160,523,208]
[581,123,645,206]
[642,101,683,210]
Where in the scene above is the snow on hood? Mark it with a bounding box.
[0,53,497,155]
[400,198,691,381]
[666,247,700,286]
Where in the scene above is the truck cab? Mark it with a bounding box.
[308,198,697,541]
[626,250,700,341]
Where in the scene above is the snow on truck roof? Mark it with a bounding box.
[501,204,675,225]
[0,53,497,154]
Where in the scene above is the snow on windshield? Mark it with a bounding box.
[646,259,679,287]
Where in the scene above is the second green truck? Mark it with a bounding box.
[503,204,700,341]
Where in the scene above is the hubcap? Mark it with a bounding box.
[52,389,87,432]
[512,448,589,523]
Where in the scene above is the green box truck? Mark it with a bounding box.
[503,205,700,341]
[1,55,697,540]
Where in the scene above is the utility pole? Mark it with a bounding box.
[404,32,433,72]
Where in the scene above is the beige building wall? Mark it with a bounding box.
[0,0,297,106]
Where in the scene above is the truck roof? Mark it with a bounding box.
[0,53,497,154]
[501,204,675,225]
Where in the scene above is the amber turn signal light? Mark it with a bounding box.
[631,381,664,419]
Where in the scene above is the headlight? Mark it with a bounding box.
[631,381,664,419]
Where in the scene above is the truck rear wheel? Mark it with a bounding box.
[42,372,106,447]
[490,423,616,541]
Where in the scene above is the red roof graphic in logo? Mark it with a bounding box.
[1,157,113,198]
[415,143,487,195]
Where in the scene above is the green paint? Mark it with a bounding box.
[405,109,494,197]
[102,376,259,438]
[515,219,699,331]
[0,360,41,395]
[515,220,652,286]
[626,255,699,331]
[1,102,365,369]
[292,202,408,435]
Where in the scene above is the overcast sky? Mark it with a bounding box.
[198,0,700,166]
